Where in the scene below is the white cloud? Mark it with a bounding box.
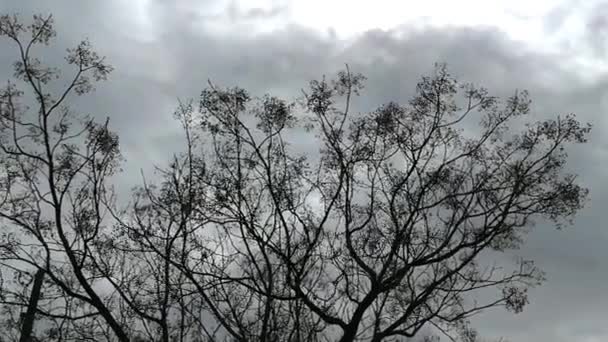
[143,0,608,82]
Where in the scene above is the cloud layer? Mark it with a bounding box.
[1,1,606,341]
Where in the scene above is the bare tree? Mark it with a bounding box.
[0,13,591,342]
[117,100,327,341]
[123,65,589,342]
[0,14,130,341]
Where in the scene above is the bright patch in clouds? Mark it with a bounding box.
[280,0,605,81]
[125,0,608,80]
[195,1,590,53]
[113,0,156,41]
[288,0,552,37]
[287,0,562,43]
[130,1,585,50]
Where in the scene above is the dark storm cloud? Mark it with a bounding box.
[1,1,607,341]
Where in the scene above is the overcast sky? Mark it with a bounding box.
[1,1,607,341]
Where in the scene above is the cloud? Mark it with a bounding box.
[1,1,607,341]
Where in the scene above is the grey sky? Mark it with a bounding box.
[1,1,607,341]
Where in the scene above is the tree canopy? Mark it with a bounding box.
[0,14,590,342]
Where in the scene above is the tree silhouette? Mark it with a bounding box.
[0,13,591,342]
[120,65,589,341]
[0,14,128,341]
